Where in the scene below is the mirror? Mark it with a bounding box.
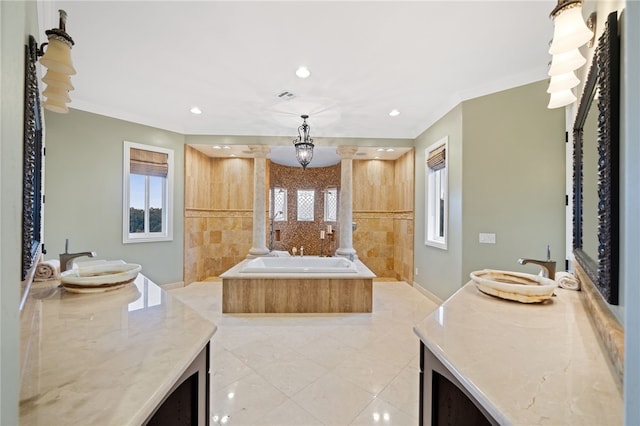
[573,11,620,305]
[22,35,45,281]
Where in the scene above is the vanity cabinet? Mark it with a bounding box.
[414,283,622,425]
[145,343,210,425]
[419,342,496,426]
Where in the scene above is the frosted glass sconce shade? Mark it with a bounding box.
[43,86,71,103]
[548,48,586,75]
[38,9,75,114]
[43,69,74,91]
[547,89,577,109]
[40,36,76,75]
[549,2,593,54]
[547,71,580,93]
[44,97,70,114]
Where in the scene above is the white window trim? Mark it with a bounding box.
[425,137,448,250]
[123,141,174,243]
[324,187,338,223]
[272,187,288,222]
[296,189,315,222]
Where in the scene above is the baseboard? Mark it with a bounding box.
[412,282,443,305]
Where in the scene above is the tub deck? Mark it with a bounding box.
[220,257,375,313]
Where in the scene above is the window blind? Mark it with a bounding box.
[427,145,446,171]
[130,148,168,177]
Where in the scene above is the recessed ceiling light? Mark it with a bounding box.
[386,148,395,152]
[376,148,385,152]
[190,106,202,115]
[296,66,311,78]
[223,146,231,149]
[374,156,381,159]
[230,154,237,157]
[212,145,222,150]
[389,109,400,117]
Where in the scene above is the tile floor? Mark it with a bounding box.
[169,280,439,426]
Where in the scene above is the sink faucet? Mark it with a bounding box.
[59,238,96,272]
[518,245,556,279]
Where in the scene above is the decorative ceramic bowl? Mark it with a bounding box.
[470,269,557,303]
[61,262,142,287]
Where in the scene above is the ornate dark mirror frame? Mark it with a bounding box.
[573,11,620,305]
[22,35,44,281]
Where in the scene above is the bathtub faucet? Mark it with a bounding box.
[300,246,304,257]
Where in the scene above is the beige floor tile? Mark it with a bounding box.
[170,280,439,426]
[210,372,287,425]
[292,372,375,425]
[253,350,329,397]
[254,399,324,426]
[377,364,421,420]
[349,397,417,426]
[333,351,405,396]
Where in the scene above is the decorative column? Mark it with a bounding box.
[335,146,359,260]
[247,145,271,258]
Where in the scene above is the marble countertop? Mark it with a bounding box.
[414,282,622,425]
[20,274,216,425]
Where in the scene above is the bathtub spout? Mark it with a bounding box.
[300,246,304,257]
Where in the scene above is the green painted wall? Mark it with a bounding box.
[414,81,565,301]
[1,1,39,423]
[43,109,186,285]
[414,105,463,301]
[461,80,566,280]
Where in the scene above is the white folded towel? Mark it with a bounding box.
[34,259,60,281]
[556,271,580,291]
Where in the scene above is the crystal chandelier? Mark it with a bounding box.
[293,115,314,169]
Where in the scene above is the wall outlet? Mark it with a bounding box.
[415,268,419,276]
[479,233,496,244]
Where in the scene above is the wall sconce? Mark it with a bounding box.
[546,0,596,109]
[293,114,314,169]
[37,9,75,113]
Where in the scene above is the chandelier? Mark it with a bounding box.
[293,115,314,169]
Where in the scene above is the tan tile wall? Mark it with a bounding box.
[184,147,415,283]
[270,162,341,255]
[353,150,415,281]
[352,213,396,278]
[184,210,253,284]
[184,146,255,283]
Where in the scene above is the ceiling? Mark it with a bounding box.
[39,1,555,161]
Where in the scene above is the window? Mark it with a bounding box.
[324,187,338,222]
[425,137,448,249]
[123,141,174,243]
[271,187,287,221]
[297,189,315,221]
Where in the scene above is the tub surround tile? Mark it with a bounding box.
[414,282,623,425]
[20,275,216,425]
